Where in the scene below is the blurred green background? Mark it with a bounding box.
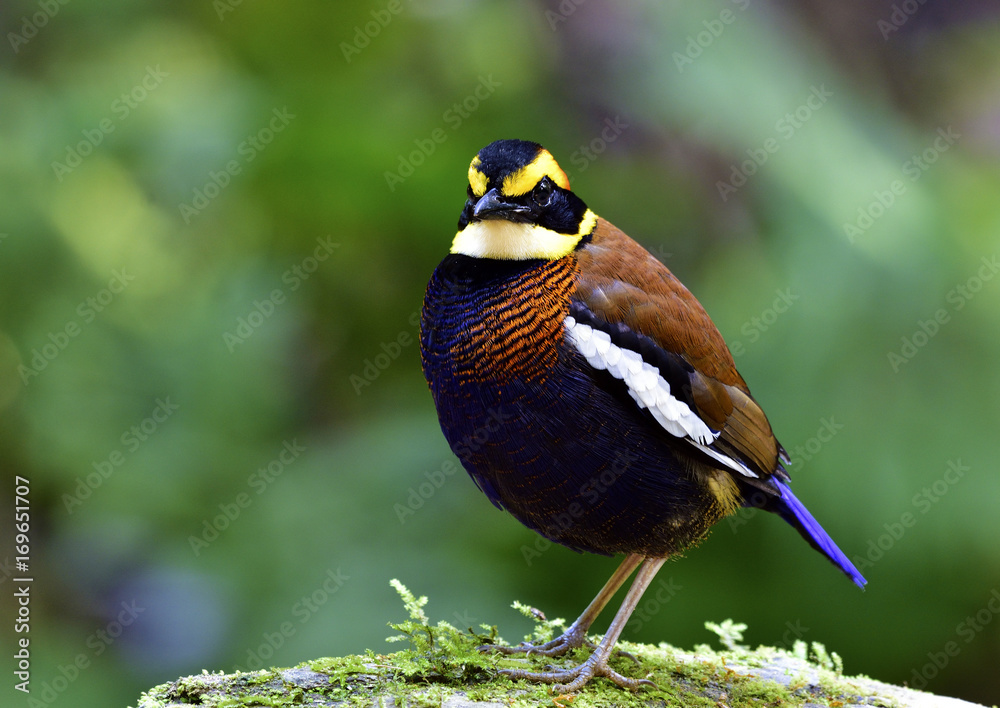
[2,0,1000,705]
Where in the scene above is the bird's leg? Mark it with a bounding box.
[484,553,643,658]
[499,556,667,692]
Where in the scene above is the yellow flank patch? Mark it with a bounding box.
[501,150,571,196]
[706,471,742,515]
[468,157,489,196]
[451,220,582,261]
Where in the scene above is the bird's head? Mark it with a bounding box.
[451,140,598,261]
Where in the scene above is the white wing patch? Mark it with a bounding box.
[564,316,759,479]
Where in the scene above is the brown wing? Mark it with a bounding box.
[573,217,785,480]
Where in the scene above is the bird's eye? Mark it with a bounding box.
[533,178,554,207]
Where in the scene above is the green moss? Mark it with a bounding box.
[132,581,917,708]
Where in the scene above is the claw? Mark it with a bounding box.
[614,646,642,666]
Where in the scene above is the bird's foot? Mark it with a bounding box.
[498,650,656,693]
[481,627,640,665]
[480,623,588,658]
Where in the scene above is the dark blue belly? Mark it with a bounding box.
[420,255,721,556]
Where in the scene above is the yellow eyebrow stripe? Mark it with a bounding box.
[501,150,571,196]
[468,156,489,196]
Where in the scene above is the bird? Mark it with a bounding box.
[418,139,866,693]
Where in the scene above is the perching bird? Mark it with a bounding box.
[419,139,865,692]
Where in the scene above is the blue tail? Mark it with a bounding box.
[771,480,867,588]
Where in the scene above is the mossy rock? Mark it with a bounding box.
[132,583,990,708]
[133,644,989,708]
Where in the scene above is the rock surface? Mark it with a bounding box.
[133,646,990,708]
